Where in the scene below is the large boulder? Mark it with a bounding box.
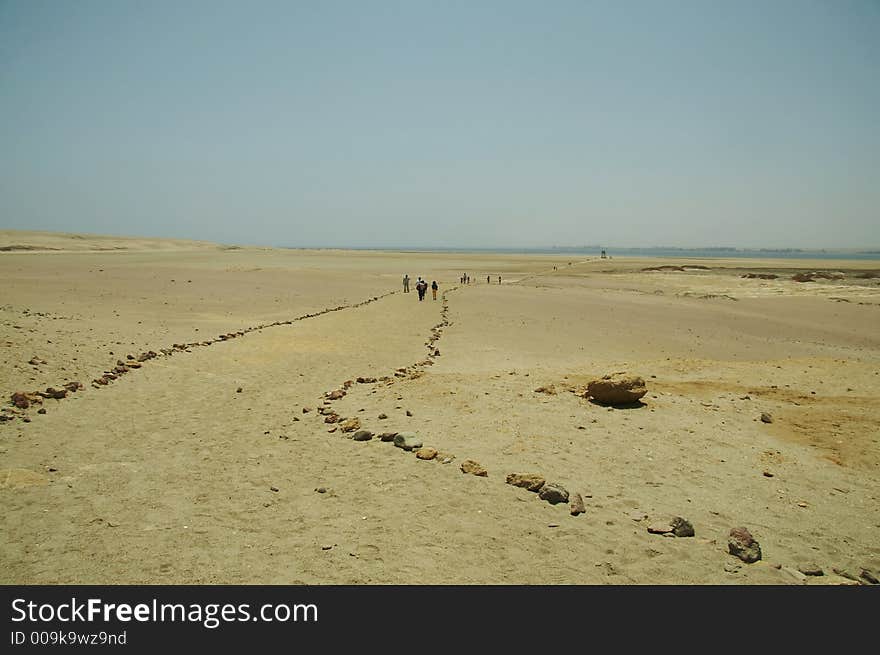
[586,374,647,406]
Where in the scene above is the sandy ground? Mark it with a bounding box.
[1,230,879,585]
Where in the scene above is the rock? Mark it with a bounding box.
[724,562,741,573]
[647,522,673,535]
[629,511,648,522]
[586,374,647,406]
[538,482,569,505]
[671,517,695,537]
[37,408,46,414]
[763,470,774,477]
[570,493,586,516]
[405,410,413,417]
[325,389,345,400]
[415,447,438,460]
[63,381,83,393]
[792,272,815,282]
[302,407,311,414]
[798,564,824,576]
[534,385,556,395]
[315,487,327,494]
[378,413,388,419]
[460,459,488,477]
[728,527,762,563]
[832,567,859,581]
[324,414,339,424]
[352,430,373,441]
[236,387,243,393]
[270,486,279,492]
[11,392,30,409]
[860,569,879,585]
[378,432,398,442]
[393,432,422,451]
[339,418,361,433]
[505,473,545,492]
[43,387,67,399]
[357,377,377,383]
[760,412,773,423]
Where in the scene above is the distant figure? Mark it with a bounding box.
[498,275,502,284]
[403,274,410,293]
[465,274,469,284]
[600,249,607,259]
[431,280,438,300]
[487,275,491,284]
[416,277,427,301]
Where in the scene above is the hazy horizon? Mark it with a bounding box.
[2,1,878,249]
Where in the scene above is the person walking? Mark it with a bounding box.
[487,275,491,284]
[416,277,427,301]
[431,280,438,300]
[498,275,502,284]
[403,274,410,293]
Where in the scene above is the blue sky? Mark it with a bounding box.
[1,0,878,248]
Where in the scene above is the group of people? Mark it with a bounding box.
[403,271,503,302]
[403,274,438,301]
[459,273,502,284]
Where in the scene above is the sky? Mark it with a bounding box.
[1,0,878,249]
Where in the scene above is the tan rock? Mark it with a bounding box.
[415,447,438,460]
[460,460,488,477]
[505,473,545,492]
[340,417,361,433]
[586,374,647,406]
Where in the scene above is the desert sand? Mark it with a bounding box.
[1,230,879,584]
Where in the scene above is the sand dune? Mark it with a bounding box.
[1,233,878,584]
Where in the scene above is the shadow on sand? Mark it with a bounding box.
[587,399,648,410]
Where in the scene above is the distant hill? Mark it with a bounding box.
[0,230,229,253]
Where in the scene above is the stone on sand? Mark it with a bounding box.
[352,430,373,441]
[586,374,647,406]
[728,527,762,563]
[460,460,488,477]
[393,432,422,451]
[505,473,545,492]
[415,447,438,460]
[538,482,569,505]
[670,516,695,537]
[339,418,361,433]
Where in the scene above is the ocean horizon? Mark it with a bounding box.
[281,245,880,261]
